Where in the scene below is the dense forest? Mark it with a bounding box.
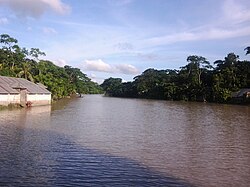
[101,49,250,104]
[2,33,249,104]
[0,34,103,100]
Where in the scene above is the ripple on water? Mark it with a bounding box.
[0,95,250,187]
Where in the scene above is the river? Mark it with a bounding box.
[0,95,249,187]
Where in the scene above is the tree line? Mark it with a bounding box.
[101,49,250,104]
[0,34,103,100]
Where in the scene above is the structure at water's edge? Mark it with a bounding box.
[231,88,250,104]
[0,76,51,107]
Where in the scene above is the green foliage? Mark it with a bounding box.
[0,33,103,100]
[101,53,250,104]
[100,77,123,96]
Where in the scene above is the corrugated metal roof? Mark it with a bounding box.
[0,85,12,94]
[232,88,250,98]
[0,80,19,94]
[11,82,27,89]
[0,76,51,94]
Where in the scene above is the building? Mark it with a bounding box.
[231,88,250,104]
[0,76,51,107]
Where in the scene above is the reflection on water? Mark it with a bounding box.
[51,96,78,111]
[0,95,250,187]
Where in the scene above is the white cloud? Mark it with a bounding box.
[41,0,70,14]
[87,73,104,83]
[142,26,250,47]
[43,27,57,34]
[82,59,139,75]
[88,73,96,79]
[0,17,8,24]
[135,0,250,49]
[204,27,250,39]
[222,0,250,24]
[0,0,70,18]
[116,64,139,75]
[53,59,67,67]
[83,59,114,73]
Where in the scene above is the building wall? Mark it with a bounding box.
[27,94,51,106]
[0,93,51,106]
[0,94,20,106]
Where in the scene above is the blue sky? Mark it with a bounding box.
[0,0,250,83]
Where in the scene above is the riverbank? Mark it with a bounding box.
[0,103,22,110]
[103,94,250,106]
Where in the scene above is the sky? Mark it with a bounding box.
[0,0,250,83]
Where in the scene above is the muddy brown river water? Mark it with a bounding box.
[0,95,249,186]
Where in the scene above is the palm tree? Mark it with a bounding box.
[245,47,250,55]
[17,61,34,82]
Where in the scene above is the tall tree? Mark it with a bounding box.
[186,55,212,86]
[0,34,19,70]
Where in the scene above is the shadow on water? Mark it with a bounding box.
[0,127,194,187]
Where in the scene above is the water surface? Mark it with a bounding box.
[0,95,249,186]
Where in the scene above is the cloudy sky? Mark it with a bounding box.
[0,0,250,83]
